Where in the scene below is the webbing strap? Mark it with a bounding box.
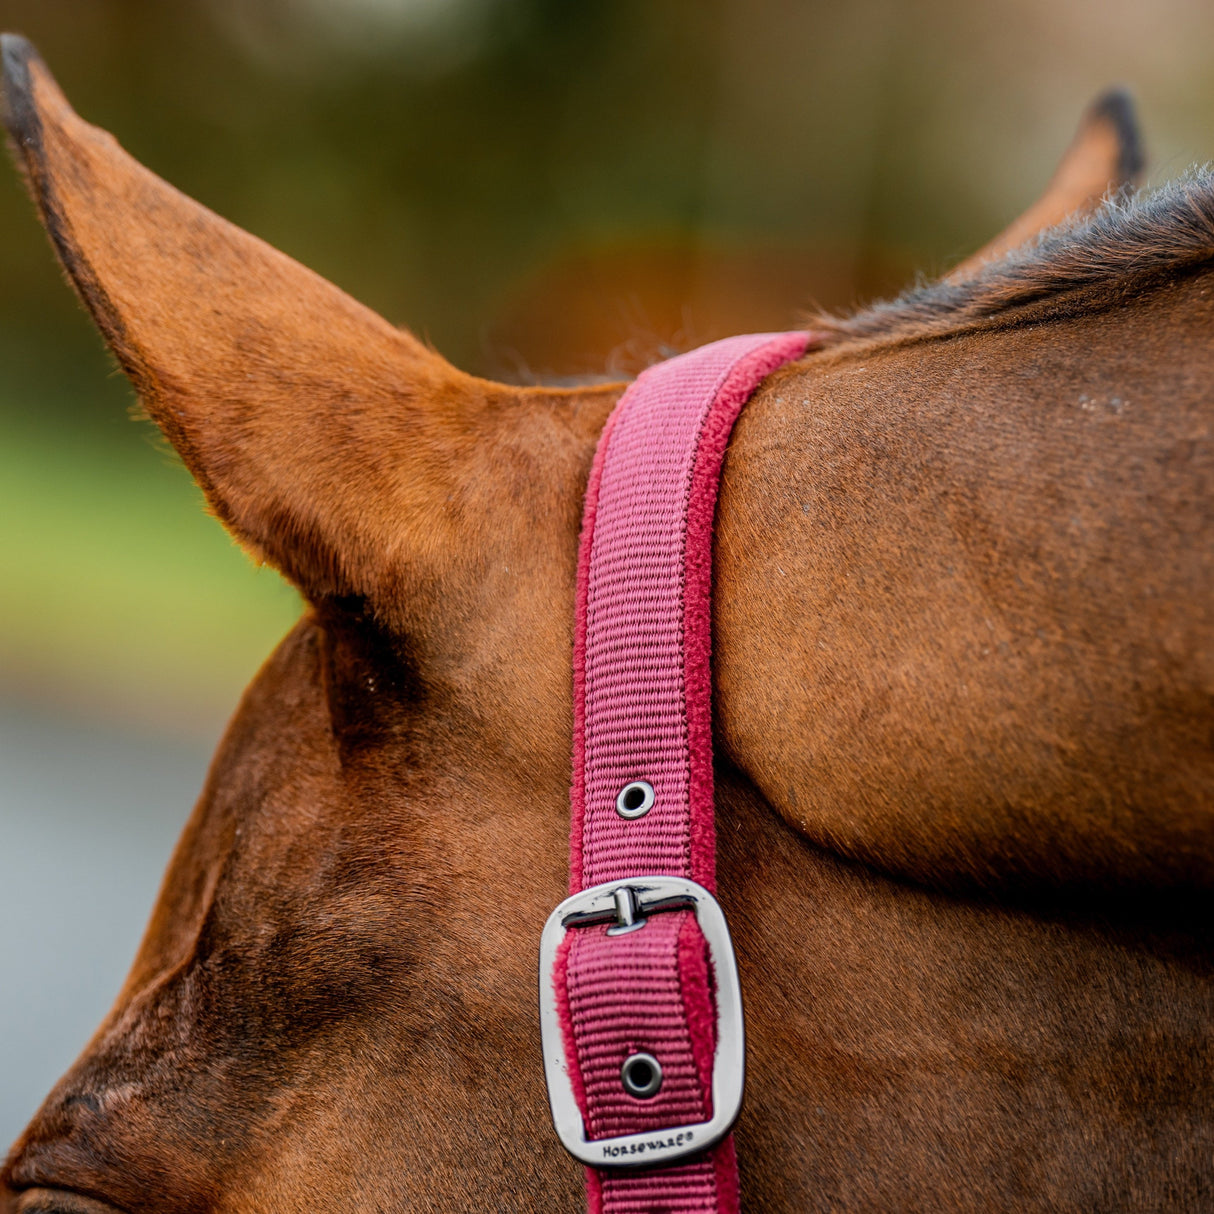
[559,332,812,1213]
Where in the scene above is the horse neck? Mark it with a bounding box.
[710,273,1214,895]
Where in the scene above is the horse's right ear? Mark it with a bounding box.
[0,35,522,612]
[948,88,1145,281]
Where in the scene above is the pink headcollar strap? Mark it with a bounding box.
[541,332,814,1213]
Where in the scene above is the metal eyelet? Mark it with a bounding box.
[615,780,655,819]
[621,1052,663,1099]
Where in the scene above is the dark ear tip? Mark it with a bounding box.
[1,33,43,148]
[1,31,36,72]
[1088,86,1146,183]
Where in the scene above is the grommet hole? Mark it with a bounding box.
[616,780,655,819]
[621,1051,663,1099]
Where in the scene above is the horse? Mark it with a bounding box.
[2,33,1210,1213]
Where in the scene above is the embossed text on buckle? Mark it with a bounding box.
[538,875,745,1169]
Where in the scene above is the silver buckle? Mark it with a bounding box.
[538,875,745,1169]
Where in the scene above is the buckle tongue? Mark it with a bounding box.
[538,875,745,1168]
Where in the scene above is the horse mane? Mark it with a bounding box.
[810,169,1214,346]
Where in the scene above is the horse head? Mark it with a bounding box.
[2,35,1210,1213]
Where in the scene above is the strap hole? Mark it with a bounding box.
[616,780,655,819]
[621,1052,663,1099]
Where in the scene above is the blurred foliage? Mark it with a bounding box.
[3,0,1214,736]
[0,404,300,734]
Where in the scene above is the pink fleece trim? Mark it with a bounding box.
[553,931,592,1120]
[678,910,717,1108]
[681,333,811,888]
[711,1135,742,1214]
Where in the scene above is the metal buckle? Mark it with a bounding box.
[538,875,745,1169]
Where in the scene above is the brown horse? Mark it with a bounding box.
[2,34,1211,1214]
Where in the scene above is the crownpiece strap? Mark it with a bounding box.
[547,332,811,1214]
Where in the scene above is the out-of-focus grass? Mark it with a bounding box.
[0,399,302,737]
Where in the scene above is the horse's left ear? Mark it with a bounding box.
[1,34,568,617]
[948,88,1144,281]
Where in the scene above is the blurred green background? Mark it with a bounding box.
[3,0,1214,1149]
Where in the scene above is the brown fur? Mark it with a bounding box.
[2,35,1211,1214]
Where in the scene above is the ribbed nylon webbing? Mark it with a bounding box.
[560,332,812,1214]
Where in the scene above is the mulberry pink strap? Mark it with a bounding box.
[556,332,812,1214]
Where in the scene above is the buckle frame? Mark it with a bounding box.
[538,875,745,1169]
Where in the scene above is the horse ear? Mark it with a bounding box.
[0,35,493,607]
[947,88,1144,282]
